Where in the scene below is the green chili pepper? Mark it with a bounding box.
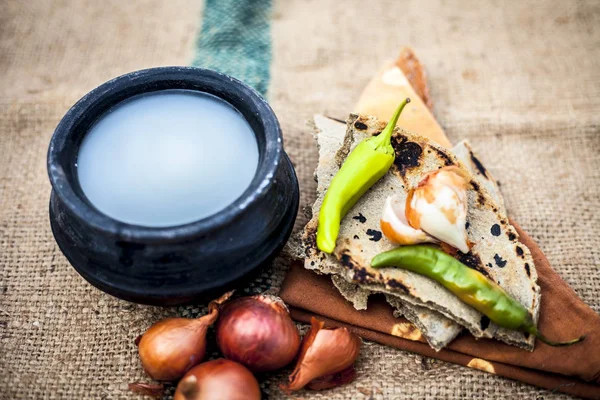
[371,245,585,347]
[316,98,411,254]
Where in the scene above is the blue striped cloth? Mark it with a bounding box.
[192,0,272,97]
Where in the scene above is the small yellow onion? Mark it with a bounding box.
[406,166,471,253]
[173,358,261,400]
[281,317,361,392]
[135,291,233,381]
[215,294,301,373]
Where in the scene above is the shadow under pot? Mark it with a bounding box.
[47,67,299,305]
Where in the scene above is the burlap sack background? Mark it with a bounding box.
[1,0,598,399]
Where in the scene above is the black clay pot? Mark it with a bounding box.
[47,67,299,305]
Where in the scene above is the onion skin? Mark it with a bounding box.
[282,317,361,392]
[128,382,164,397]
[306,365,357,390]
[173,358,261,400]
[216,295,301,373]
[136,291,233,381]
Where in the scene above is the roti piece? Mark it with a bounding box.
[308,115,462,350]
[307,115,512,350]
[307,115,509,350]
[304,114,540,350]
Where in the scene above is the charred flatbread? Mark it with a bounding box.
[304,114,540,350]
[307,115,460,350]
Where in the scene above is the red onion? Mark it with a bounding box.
[215,294,301,372]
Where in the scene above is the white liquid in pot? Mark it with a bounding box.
[77,90,259,227]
